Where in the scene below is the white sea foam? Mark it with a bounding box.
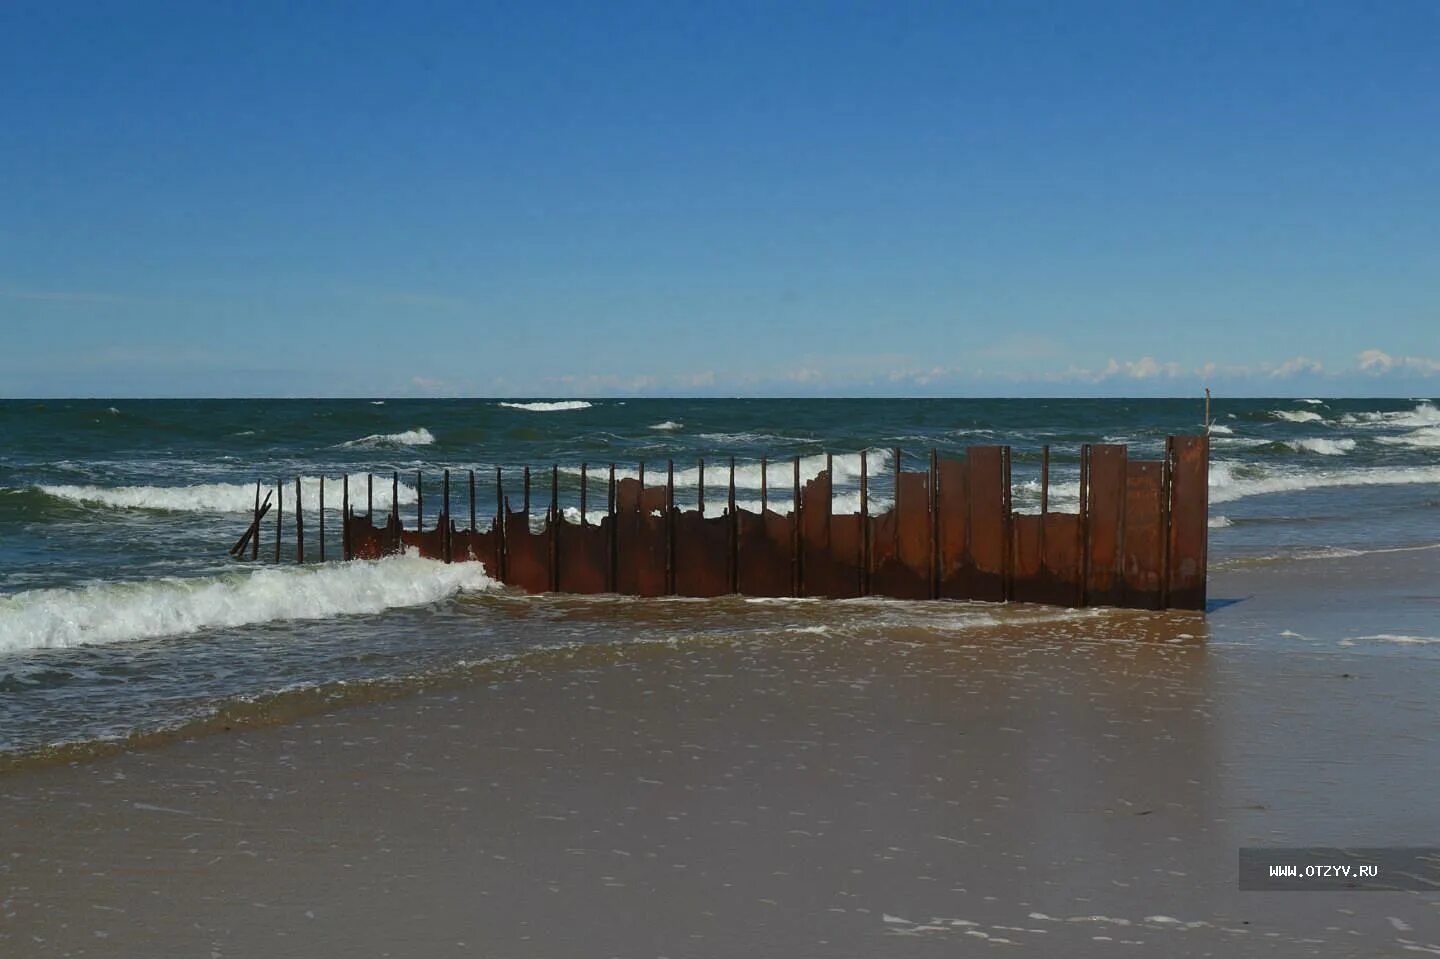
[1207,423,1234,435]
[1344,634,1440,646]
[39,474,418,513]
[1340,402,1440,428]
[338,427,435,448]
[1378,427,1440,449]
[649,420,683,431]
[498,400,593,412]
[1209,461,1440,504]
[1208,515,1233,529]
[1272,409,1325,424]
[0,554,498,653]
[1299,398,1324,405]
[1287,438,1355,456]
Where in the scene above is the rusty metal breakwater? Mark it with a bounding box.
[232,437,1208,611]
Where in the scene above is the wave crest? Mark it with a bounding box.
[38,474,418,513]
[0,555,498,652]
[339,427,435,448]
[498,401,593,412]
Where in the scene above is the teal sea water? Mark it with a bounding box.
[1,396,1438,754]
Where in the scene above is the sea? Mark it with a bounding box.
[2,396,1438,759]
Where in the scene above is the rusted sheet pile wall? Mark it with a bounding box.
[311,436,1207,611]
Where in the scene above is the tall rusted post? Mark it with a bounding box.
[728,456,737,593]
[760,456,767,513]
[342,474,350,561]
[468,469,476,533]
[1161,437,1174,609]
[275,478,283,563]
[607,463,616,593]
[792,455,802,596]
[697,458,705,515]
[580,463,588,525]
[496,467,507,582]
[666,459,675,595]
[1040,446,1051,515]
[859,450,869,595]
[416,470,423,534]
[391,471,398,538]
[443,469,452,563]
[295,476,304,564]
[929,448,939,599]
[1079,444,1091,607]
[252,480,261,560]
[550,464,559,590]
[367,473,373,523]
[523,467,530,517]
[319,476,325,562]
[1001,446,1014,602]
[892,447,901,562]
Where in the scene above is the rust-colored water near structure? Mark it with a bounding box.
[234,437,1209,611]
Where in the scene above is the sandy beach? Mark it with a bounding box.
[3,546,1438,957]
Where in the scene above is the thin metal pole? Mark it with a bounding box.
[252,480,261,560]
[367,473,373,523]
[929,448,939,599]
[1041,445,1050,515]
[666,459,675,595]
[792,456,801,596]
[295,476,303,564]
[523,466,530,517]
[728,456,737,593]
[607,463,616,592]
[275,478,283,563]
[580,463,588,525]
[697,458,705,516]
[342,474,350,561]
[496,467,507,582]
[443,469,452,563]
[550,464,559,590]
[416,470,424,534]
[469,469,476,534]
[860,450,868,595]
[760,455,767,513]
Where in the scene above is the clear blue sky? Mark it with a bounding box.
[2,1,1437,397]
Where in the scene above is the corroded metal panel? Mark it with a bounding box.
[1041,513,1083,607]
[826,513,864,598]
[737,509,794,597]
[966,446,1008,602]
[1009,513,1045,604]
[936,458,970,599]
[1122,460,1166,609]
[450,527,501,577]
[1085,444,1127,607]
[1167,435,1209,610]
[504,512,550,593]
[870,471,931,599]
[799,470,832,596]
[614,502,668,597]
[557,519,608,594]
[399,524,446,560]
[674,511,731,597]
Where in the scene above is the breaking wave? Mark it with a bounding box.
[338,427,436,448]
[1339,402,1440,428]
[1377,427,1440,449]
[38,474,418,513]
[1207,423,1234,435]
[1210,461,1440,504]
[0,555,499,653]
[1272,409,1325,424]
[498,401,593,412]
[1287,438,1355,456]
[649,421,683,431]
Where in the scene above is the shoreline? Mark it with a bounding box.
[3,551,1439,956]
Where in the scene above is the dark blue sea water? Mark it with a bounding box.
[2,396,1438,754]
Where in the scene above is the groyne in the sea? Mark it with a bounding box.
[231,438,1208,611]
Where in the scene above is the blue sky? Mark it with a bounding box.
[2,1,1437,397]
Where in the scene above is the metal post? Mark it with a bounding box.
[496,467,507,582]
[550,464,559,591]
[275,479,283,563]
[367,473,373,523]
[295,476,303,564]
[342,474,350,561]
[319,476,325,562]
[929,448,939,599]
[252,480,261,560]
[666,459,675,595]
[469,469,476,533]
[792,456,801,596]
[860,450,868,595]
[728,456,737,593]
[580,463,588,525]
[697,458,705,516]
[416,470,423,534]
[760,456,767,513]
[443,469,452,563]
[607,463,616,592]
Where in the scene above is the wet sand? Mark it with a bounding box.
[4,551,1440,957]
